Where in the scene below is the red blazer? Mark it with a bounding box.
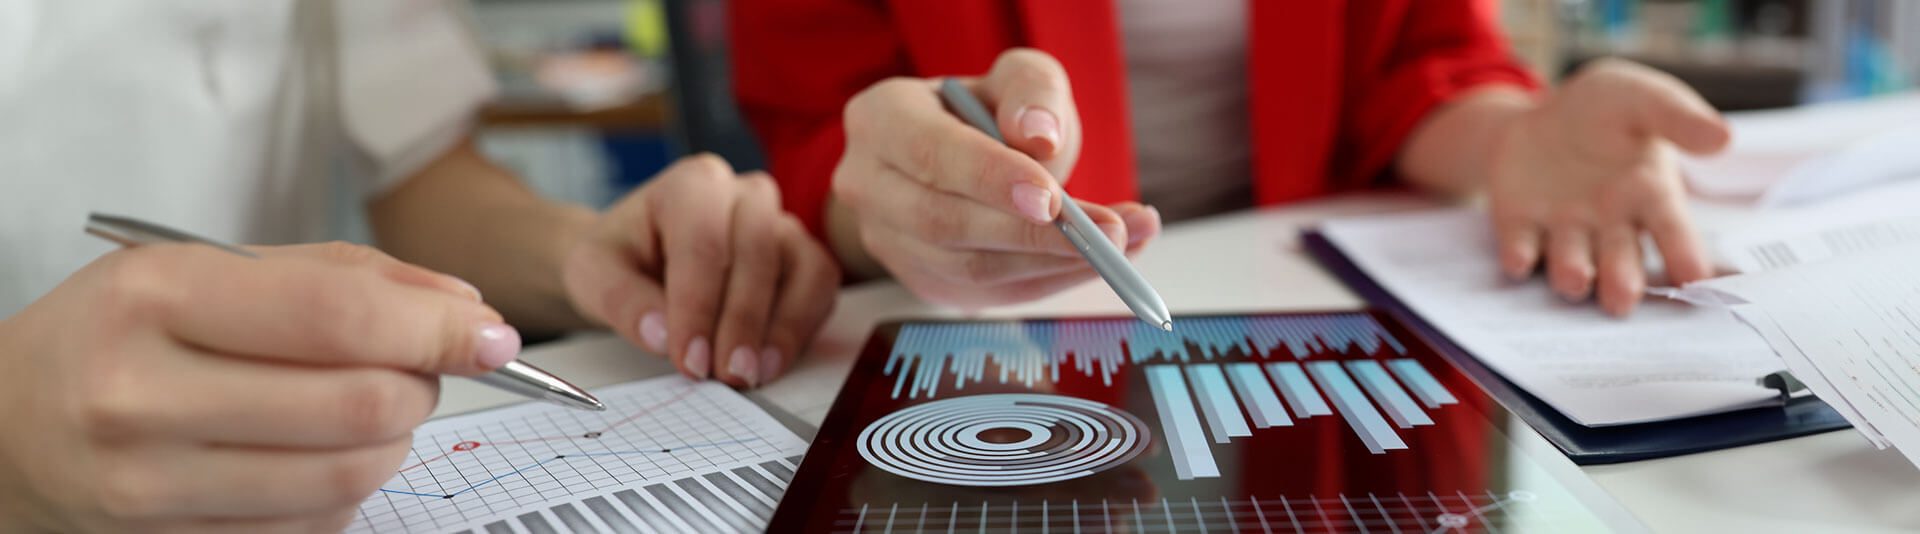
[730,0,1539,237]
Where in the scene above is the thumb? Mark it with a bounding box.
[979,48,1080,181]
[1627,70,1731,155]
[562,241,669,354]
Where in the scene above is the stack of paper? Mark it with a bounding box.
[1687,242,1920,464]
[1682,91,1920,206]
[1319,180,1920,428]
[1321,212,1787,427]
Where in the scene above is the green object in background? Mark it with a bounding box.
[625,0,668,58]
[1693,0,1732,42]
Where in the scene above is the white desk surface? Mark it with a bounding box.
[437,193,1920,533]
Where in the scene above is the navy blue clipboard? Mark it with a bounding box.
[1301,229,1851,464]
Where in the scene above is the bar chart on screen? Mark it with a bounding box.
[349,376,809,534]
[882,313,1462,480]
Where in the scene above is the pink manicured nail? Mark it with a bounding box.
[1011,183,1054,223]
[638,312,668,352]
[759,347,783,382]
[683,337,711,379]
[1016,107,1061,155]
[473,323,522,369]
[728,346,760,387]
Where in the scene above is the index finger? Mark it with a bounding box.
[648,155,741,379]
[850,79,1061,224]
[145,244,519,376]
[1641,198,1713,285]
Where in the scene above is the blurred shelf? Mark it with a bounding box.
[478,92,669,132]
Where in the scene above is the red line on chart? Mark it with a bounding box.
[396,386,700,473]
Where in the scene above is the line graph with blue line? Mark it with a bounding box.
[377,438,761,499]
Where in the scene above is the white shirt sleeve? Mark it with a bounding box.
[335,0,498,192]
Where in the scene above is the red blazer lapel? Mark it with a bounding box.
[1248,0,1344,204]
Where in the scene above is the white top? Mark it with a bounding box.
[0,0,496,318]
[1116,0,1252,222]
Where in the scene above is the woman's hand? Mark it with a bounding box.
[1488,59,1730,316]
[830,48,1162,308]
[562,154,840,388]
[0,242,516,533]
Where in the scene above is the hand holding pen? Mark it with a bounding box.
[830,49,1171,327]
[0,232,550,531]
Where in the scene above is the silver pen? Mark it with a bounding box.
[937,78,1174,331]
[84,213,607,411]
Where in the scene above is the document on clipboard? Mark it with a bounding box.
[1316,210,1786,427]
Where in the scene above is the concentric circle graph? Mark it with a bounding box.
[856,394,1151,487]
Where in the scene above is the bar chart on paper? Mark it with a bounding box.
[882,314,1460,479]
[349,376,809,534]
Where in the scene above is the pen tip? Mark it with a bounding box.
[1160,320,1173,332]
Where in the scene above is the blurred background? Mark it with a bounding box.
[473,0,1920,207]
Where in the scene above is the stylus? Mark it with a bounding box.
[83,212,608,412]
[937,78,1174,332]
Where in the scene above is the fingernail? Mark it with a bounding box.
[683,337,711,379]
[759,347,783,382]
[1123,206,1159,246]
[638,312,668,352]
[449,276,483,302]
[728,346,760,387]
[474,322,522,369]
[1016,106,1061,155]
[1098,221,1125,245]
[1011,183,1054,223]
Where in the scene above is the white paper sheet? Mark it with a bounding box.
[1322,210,1784,426]
[348,376,810,533]
[1691,243,1920,467]
[1681,92,1920,206]
[1711,180,1920,273]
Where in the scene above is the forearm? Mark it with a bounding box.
[369,139,599,335]
[1393,86,1537,197]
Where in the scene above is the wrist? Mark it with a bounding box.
[1398,86,1537,196]
[542,203,603,328]
[824,196,887,281]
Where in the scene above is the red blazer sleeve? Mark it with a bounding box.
[1336,0,1541,187]
[729,0,906,238]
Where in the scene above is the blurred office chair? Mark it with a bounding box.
[663,0,766,171]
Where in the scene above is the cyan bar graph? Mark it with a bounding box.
[1306,361,1408,454]
[1347,360,1433,428]
[1185,364,1253,443]
[1144,359,1454,478]
[1265,362,1332,418]
[1145,365,1220,479]
[881,315,1462,480]
[1388,358,1459,408]
[1225,362,1292,428]
[884,313,1409,399]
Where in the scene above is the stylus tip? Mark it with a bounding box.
[1160,320,1173,332]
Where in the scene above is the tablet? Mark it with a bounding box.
[771,311,1644,533]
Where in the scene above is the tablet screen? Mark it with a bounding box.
[771,311,1639,533]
